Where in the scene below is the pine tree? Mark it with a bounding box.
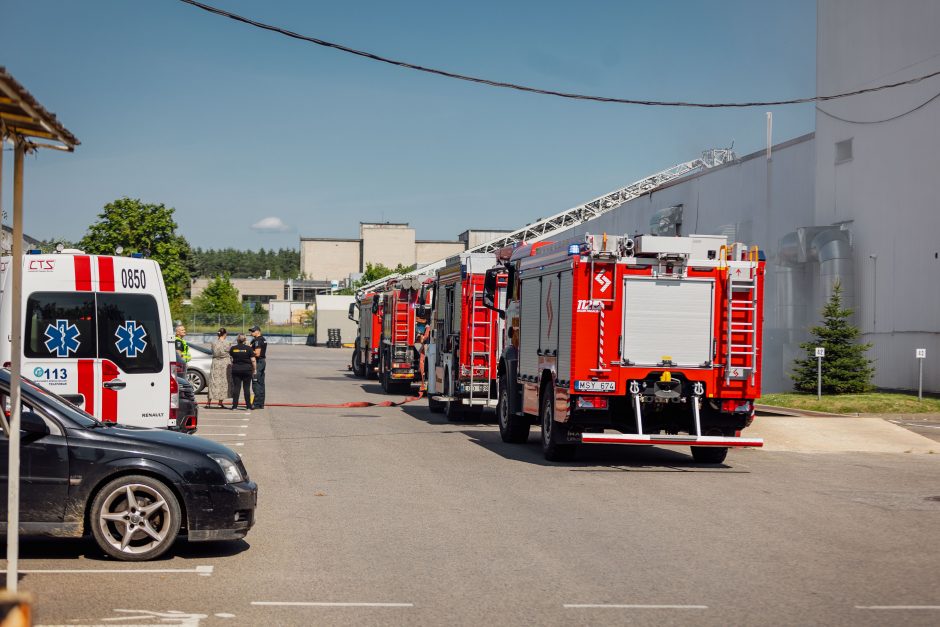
[791,282,875,394]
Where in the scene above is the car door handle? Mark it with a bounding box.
[103,379,126,391]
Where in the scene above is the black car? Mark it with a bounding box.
[174,375,199,434]
[0,371,256,561]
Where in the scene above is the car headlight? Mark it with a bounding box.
[209,454,244,484]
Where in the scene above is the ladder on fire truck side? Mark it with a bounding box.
[393,300,411,345]
[467,288,494,406]
[724,263,760,385]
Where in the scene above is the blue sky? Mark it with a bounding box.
[0,0,817,250]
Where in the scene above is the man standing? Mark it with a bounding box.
[248,325,267,409]
[175,325,191,368]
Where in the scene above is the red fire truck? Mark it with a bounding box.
[349,291,382,379]
[483,233,765,462]
[376,276,429,394]
[425,252,507,419]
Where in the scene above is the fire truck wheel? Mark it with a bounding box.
[497,374,529,444]
[690,445,729,464]
[541,391,577,462]
[428,394,445,413]
[351,348,365,378]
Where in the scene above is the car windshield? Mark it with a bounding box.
[19,375,100,428]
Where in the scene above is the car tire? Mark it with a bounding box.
[90,474,182,562]
[497,373,529,443]
[186,369,206,394]
[541,388,577,462]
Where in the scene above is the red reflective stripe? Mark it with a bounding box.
[98,257,115,292]
[74,255,92,291]
[101,360,119,423]
[77,359,95,416]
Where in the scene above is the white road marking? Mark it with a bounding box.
[564,604,708,609]
[21,565,213,576]
[855,605,940,610]
[197,425,248,429]
[251,602,413,608]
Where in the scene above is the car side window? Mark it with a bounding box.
[24,292,97,359]
[0,392,63,437]
[97,293,164,374]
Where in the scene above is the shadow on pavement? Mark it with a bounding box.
[399,404,498,427]
[462,429,743,471]
[5,535,251,564]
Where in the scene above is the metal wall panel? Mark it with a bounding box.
[520,277,542,377]
[557,272,573,381]
[539,273,559,355]
[621,278,714,367]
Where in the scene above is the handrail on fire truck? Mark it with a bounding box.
[355,147,737,297]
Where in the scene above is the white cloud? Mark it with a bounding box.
[250,216,295,233]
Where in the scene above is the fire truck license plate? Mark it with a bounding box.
[575,380,615,392]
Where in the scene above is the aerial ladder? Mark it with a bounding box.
[355,147,737,297]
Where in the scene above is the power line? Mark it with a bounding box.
[178,0,940,109]
[816,87,940,124]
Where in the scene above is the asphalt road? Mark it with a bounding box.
[6,346,940,626]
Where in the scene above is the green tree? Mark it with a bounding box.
[337,262,416,295]
[79,197,192,301]
[192,275,243,315]
[791,282,875,394]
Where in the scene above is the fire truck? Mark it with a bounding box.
[349,291,382,379]
[425,252,507,419]
[376,276,429,394]
[482,233,765,463]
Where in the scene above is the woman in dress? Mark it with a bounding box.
[207,327,232,408]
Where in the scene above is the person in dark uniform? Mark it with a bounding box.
[229,334,256,411]
[249,325,267,409]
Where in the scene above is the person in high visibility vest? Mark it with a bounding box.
[175,325,191,365]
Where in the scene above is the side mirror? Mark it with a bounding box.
[348,302,358,322]
[482,268,505,315]
[21,411,50,436]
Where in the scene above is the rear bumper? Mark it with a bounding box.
[581,433,763,448]
[183,481,258,541]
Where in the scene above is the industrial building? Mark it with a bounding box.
[300,222,510,282]
[547,0,939,393]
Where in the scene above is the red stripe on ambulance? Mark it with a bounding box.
[101,360,119,422]
[77,359,95,416]
[97,257,115,292]
[74,255,92,291]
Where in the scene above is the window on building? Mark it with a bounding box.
[835,138,853,164]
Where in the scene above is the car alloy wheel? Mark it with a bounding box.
[186,369,205,393]
[92,475,181,561]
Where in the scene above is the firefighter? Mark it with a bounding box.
[415,315,430,391]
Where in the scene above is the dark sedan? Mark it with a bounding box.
[0,371,256,561]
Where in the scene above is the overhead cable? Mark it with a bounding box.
[178,0,940,109]
[816,88,940,124]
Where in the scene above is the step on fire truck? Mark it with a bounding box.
[349,291,382,379]
[425,252,508,419]
[376,276,430,394]
[482,233,765,463]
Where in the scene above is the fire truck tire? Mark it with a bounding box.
[541,392,577,462]
[690,446,728,464]
[351,348,365,378]
[497,374,529,443]
[428,395,445,413]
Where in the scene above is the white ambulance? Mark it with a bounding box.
[0,250,178,428]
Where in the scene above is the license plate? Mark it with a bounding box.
[574,380,615,392]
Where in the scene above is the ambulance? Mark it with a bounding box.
[0,250,178,429]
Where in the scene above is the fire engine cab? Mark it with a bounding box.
[426,252,507,419]
[0,250,177,429]
[375,276,429,394]
[349,291,382,379]
[483,233,765,462]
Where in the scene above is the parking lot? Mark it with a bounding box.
[7,345,940,626]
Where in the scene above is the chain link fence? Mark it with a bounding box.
[181,312,315,345]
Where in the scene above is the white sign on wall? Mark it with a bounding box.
[915,348,926,359]
[815,347,826,358]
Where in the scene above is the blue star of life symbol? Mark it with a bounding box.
[115,320,148,358]
[44,319,81,357]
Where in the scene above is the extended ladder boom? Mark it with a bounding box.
[356,147,735,296]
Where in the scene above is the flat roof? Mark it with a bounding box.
[0,66,79,150]
[300,236,360,243]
